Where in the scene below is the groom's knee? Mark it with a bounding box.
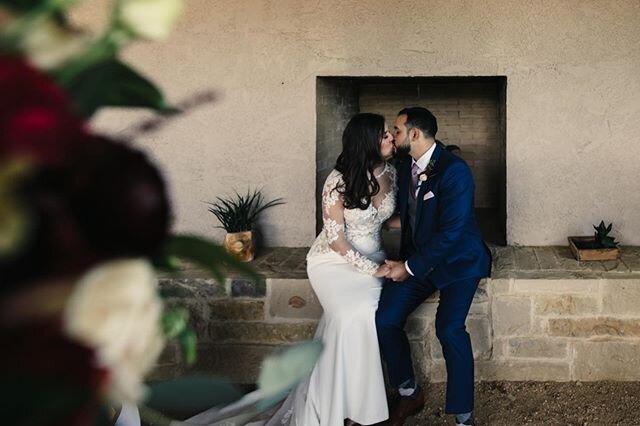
[435,322,467,345]
[375,307,404,335]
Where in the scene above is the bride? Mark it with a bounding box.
[265,113,397,426]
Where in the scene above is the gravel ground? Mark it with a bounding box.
[400,382,640,426]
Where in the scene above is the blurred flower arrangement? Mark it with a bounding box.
[0,1,320,425]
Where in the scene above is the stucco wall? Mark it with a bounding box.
[81,0,640,246]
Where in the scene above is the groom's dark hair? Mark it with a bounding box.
[398,107,438,139]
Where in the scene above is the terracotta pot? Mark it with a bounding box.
[223,231,255,262]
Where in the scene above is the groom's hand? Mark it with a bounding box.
[384,260,410,282]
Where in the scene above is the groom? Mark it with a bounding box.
[378,107,491,426]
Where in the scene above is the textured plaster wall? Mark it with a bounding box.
[80,0,640,246]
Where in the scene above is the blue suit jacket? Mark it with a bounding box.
[398,144,491,288]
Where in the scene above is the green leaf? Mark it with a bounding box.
[162,234,260,283]
[0,0,47,12]
[2,375,95,425]
[161,307,189,339]
[180,341,324,423]
[179,327,197,366]
[257,340,323,409]
[153,253,181,273]
[146,376,244,418]
[59,58,176,118]
[205,189,285,233]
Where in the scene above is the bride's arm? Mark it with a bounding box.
[321,173,380,275]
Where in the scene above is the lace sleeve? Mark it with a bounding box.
[321,171,379,275]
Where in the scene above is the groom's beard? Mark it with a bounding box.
[393,138,411,158]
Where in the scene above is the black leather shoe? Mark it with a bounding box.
[388,387,425,426]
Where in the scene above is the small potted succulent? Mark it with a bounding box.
[568,220,620,261]
[206,189,285,261]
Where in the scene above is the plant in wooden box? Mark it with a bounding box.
[569,220,621,261]
[206,189,285,261]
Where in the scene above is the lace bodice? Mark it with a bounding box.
[307,162,397,275]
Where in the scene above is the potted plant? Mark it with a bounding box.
[206,189,285,261]
[568,220,621,261]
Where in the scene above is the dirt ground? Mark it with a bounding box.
[401,382,640,426]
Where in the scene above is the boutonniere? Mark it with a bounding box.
[418,159,437,183]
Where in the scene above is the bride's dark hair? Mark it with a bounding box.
[334,113,384,210]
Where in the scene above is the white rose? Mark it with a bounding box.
[63,258,165,402]
[22,19,91,69]
[117,0,183,41]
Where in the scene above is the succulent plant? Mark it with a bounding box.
[206,189,285,233]
[593,221,619,248]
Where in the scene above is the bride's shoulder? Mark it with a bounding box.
[323,169,343,189]
[375,162,397,179]
[326,169,343,182]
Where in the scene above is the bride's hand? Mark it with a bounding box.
[384,215,401,230]
[374,264,390,278]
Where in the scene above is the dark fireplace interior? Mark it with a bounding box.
[316,76,507,246]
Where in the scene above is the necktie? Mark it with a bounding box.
[410,162,420,199]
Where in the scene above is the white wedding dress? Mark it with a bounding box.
[263,163,397,426]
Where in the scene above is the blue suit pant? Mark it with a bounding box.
[375,276,480,414]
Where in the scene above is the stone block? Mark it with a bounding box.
[530,317,549,336]
[534,246,561,270]
[601,259,631,273]
[491,338,509,359]
[268,279,323,320]
[548,317,640,338]
[470,301,489,315]
[209,321,317,343]
[406,316,430,341]
[601,279,640,315]
[507,337,567,359]
[165,299,210,340]
[513,246,539,270]
[209,300,265,321]
[427,359,571,382]
[573,341,640,381]
[492,296,531,336]
[411,302,437,319]
[474,282,489,302]
[469,316,492,360]
[533,295,599,316]
[159,278,226,298]
[409,341,429,385]
[619,247,640,271]
[477,360,571,381]
[193,343,281,384]
[230,277,266,298]
[488,278,511,295]
[511,279,599,294]
[492,246,516,272]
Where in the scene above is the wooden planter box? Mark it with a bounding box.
[568,236,620,261]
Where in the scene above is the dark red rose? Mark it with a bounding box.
[65,136,171,258]
[0,55,86,167]
[0,321,109,426]
[0,169,100,291]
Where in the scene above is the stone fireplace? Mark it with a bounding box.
[316,76,507,245]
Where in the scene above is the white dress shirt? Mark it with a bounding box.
[405,142,437,276]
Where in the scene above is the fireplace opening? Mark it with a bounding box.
[316,76,507,246]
